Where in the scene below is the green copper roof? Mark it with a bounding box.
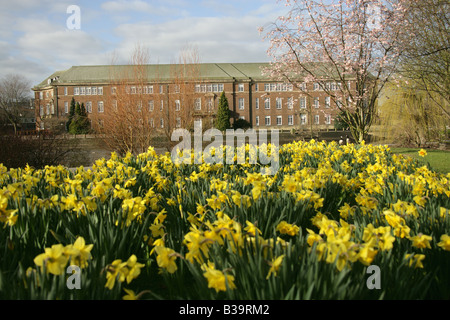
[32,62,358,90]
[33,63,272,90]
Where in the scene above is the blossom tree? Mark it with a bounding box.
[261,0,412,143]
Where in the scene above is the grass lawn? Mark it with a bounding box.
[390,147,450,174]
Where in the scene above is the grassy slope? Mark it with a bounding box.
[390,148,450,174]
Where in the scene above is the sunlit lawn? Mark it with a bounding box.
[390,148,450,174]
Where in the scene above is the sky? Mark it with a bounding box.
[0,0,287,90]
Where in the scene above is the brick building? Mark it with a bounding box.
[32,62,353,133]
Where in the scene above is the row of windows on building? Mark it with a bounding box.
[41,80,352,99]
[254,114,332,126]
[39,95,342,117]
[95,114,332,129]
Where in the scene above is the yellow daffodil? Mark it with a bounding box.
[437,234,450,251]
[201,262,236,292]
[266,255,284,279]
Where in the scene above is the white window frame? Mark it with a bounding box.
[314,114,320,124]
[255,116,259,126]
[195,98,201,111]
[314,97,319,108]
[276,97,282,109]
[265,116,271,126]
[175,100,181,111]
[325,96,331,108]
[64,101,69,114]
[238,84,244,92]
[98,101,104,113]
[288,115,294,126]
[276,115,282,126]
[239,98,245,110]
[300,97,306,109]
[148,100,154,111]
[255,98,259,110]
[301,114,307,125]
[264,98,270,110]
[287,97,293,109]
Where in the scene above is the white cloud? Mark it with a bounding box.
[111,15,272,64]
[101,0,156,13]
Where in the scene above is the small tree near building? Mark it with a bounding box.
[215,91,231,132]
[69,102,90,134]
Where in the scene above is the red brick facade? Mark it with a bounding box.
[33,64,350,132]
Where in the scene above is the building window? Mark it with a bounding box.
[64,87,68,96]
[314,83,320,91]
[98,101,104,113]
[40,105,44,117]
[92,87,97,95]
[239,98,245,110]
[300,97,306,109]
[112,100,117,111]
[207,98,213,112]
[264,83,270,91]
[256,116,259,126]
[288,115,294,126]
[86,102,92,113]
[160,118,164,128]
[64,101,69,114]
[195,98,201,110]
[325,96,331,108]
[176,117,181,128]
[276,97,282,109]
[160,100,164,111]
[314,114,320,124]
[277,116,282,126]
[50,104,55,115]
[148,100,154,111]
[74,87,79,96]
[314,97,319,108]
[265,116,271,126]
[175,100,181,111]
[131,86,136,94]
[238,84,244,92]
[287,97,293,109]
[80,87,86,95]
[39,92,43,99]
[160,85,164,94]
[111,87,116,95]
[98,87,103,95]
[264,98,270,109]
[255,98,259,110]
[174,85,180,93]
[255,83,259,92]
[86,87,91,95]
[301,114,307,125]
[325,114,331,125]
[149,118,154,128]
